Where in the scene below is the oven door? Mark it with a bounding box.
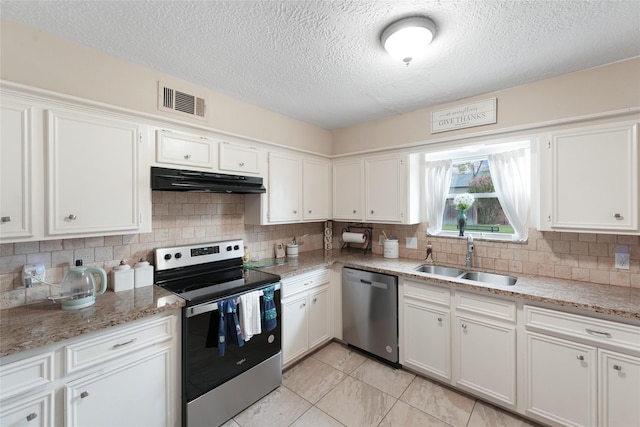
[183,284,282,404]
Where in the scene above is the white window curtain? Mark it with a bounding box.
[487,148,530,241]
[422,159,452,235]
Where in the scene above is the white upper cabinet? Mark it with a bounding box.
[155,129,215,169]
[540,121,639,234]
[267,152,302,223]
[303,158,331,221]
[365,155,404,222]
[332,159,363,221]
[0,100,37,241]
[333,153,420,224]
[245,151,330,225]
[219,141,261,175]
[46,109,149,236]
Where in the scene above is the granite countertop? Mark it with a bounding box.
[0,286,184,358]
[263,249,640,322]
[3,249,639,359]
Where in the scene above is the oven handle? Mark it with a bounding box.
[185,282,281,318]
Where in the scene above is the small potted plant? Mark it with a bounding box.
[454,193,475,236]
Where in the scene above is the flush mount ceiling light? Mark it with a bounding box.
[381,16,436,66]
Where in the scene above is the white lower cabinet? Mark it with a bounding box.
[400,279,451,381]
[0,391,54,427]
[65,346,171,427]
[281,269,331,367]
[0,312,179,427]
[524,305,640,427]
[598,349,640,427]
[453,291,517,409]
[525,332,597,426]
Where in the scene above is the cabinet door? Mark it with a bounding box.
[0,391,54,427]
[524,332,597,427]
[282,295,308,365]
[268,152,302,222]
[46,109,142,235]
[365,155,403,222]
[0,102,34,241]
[156,129,214,168]
[219,141,261,174]
[303,158,330,221]
[550,122,638,232]
[454,315,516,407]
[403,301,450,381]
[65,347,171,427]
[332,160,363,220]
[598,349,640,427]
[307,286,330,349]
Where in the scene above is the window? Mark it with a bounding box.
[424,140,531,241]
[443,158,513,235]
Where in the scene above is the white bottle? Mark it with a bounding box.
[134,258,154,288]
[111,260,134,292]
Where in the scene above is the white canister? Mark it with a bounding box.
[286,243,299,258]
[111,260,134,292]
[383,239,399,259]
[134,258,154,288]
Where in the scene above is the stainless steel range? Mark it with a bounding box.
[154,240,282,427]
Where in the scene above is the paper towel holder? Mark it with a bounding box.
[340,224,372,255]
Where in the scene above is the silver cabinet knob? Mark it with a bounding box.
[26,413,38,422]
[352,210,357,214]
[577,355,585,361]
[80,391,89,399]
[614,213,622,219]
[613,364,622,371]
[1,216,11,223]
[437,317,443,322]
[238,162,245,167]
[184,154,191,159]
[300,303,306,308]
[67,214,77,220]
[313,298,317,303]
[293,210,297,214]
[308,210,312,214]
[461,323,467,330]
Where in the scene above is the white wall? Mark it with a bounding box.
[0,19,333,156]
[332,57,640,155]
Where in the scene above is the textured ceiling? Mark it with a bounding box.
[1,1,639,130]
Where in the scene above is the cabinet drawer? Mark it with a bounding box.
[454,291,516,322]
[403,279,450,306]
[524,305,640,353]
[0,353,54,400]
[219,142,261,174]
[282,268,330,298]
[64,316,172,374]
[156,130,214,168]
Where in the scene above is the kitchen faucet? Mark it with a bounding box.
[465,235,474,268]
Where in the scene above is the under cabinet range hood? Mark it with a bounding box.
[151,167,266,194]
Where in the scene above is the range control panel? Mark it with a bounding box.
[154,239,244,271]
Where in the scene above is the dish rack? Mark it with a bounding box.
[340,224,372,255]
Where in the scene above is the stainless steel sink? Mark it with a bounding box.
[459,271,518,286]
[414,264,465,277]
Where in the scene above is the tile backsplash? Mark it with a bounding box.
[1,193,638,309]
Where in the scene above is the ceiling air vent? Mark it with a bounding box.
[158,81,206,119]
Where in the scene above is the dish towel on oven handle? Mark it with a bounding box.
[217,298,244,356]
[238,290,262,342]
[261,285,277,332]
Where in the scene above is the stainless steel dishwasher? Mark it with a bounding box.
[342,267,399,366]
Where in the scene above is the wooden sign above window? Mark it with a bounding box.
[431,98,497,134]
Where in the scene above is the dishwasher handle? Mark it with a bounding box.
[360,279,372,285]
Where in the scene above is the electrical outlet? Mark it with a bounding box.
[615,253,630,270]
[406,237,418,249]
[22,264,46,287]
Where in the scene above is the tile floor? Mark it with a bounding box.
[222,342,542,427]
